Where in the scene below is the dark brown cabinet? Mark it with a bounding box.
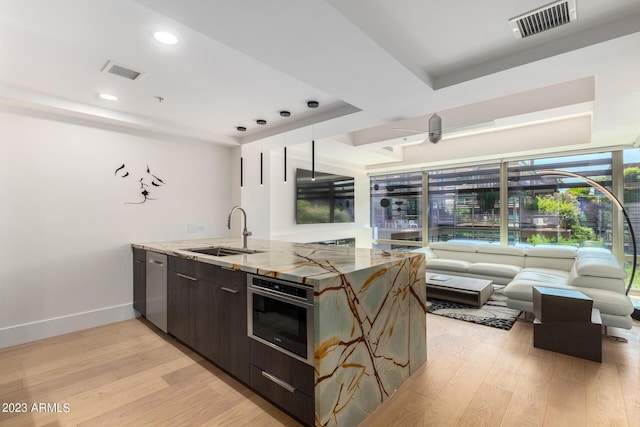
[249,339,314,426]
[132,248,146,316]
[167,257,216,355]
[137,250,308,423]
[166,256,249,383]
[167,269,198,348]
[214,266,250,383]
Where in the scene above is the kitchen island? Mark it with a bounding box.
[132,237,426,426]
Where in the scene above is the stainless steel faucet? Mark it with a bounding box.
[228,206,252,249]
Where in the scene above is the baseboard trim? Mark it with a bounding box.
[0,304,136,349]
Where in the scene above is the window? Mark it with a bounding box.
[369,150,639,294]
[428,164,501,243]
[623,149,640,292]
[507,153,612,247]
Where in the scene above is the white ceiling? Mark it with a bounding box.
[1,0,640,170]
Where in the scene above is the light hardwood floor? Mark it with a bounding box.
[1,315,638,426]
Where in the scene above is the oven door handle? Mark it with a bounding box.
[248,286,313,307]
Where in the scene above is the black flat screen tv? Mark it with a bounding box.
[295,168,355,224]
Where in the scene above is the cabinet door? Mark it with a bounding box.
[132,250,146,316]
[215,267,249,383]
[167,271,197,347]
[194,279,218,363]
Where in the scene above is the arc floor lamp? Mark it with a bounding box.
[538,170,639,321]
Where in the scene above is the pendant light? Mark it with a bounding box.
[306,103,319,181]
[257,121,266,187]
[283,133,288,183]
[311,140,315,181]
[260,151,263,186]
[311,126,316,181]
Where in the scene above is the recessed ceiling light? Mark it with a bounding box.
[257,119,267,125]
[236,126,247,132]
[280,110,291,117]
[307,100,319,108]
[153,31,178,45]
[99,93,118,101]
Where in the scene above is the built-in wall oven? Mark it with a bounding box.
[247,274,314,365]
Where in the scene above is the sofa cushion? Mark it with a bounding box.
[504,282,634,316]
[425,258,471,273]
[468,263,522,278]
[575,288,634,316]
[569,271,626,293]
[577,247,613,254]
[525,245,578,258]
[524,245,576,271]
[473,245,527,267]
[514,268,570,284]
[477,245,527,256]
[429,241,479,252]
[504,280,570,301]
[575,251,627,279]
[448,239,491,246]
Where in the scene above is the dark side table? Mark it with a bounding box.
[532,286,602,363]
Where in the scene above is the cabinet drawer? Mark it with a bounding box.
[249,364,314,427]
[250,339,314,397]
[168,256,196,276]
[168,256,217,282]
[196,262,217,282]
[216,265,245,287]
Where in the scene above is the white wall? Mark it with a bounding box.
[0,110,233,348]
[237,143,271,240]
[234,144,371,248]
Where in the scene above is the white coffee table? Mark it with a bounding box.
[426,273,493,307]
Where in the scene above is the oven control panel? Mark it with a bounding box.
[250,276,311,300]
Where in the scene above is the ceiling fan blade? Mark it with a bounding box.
[391,128,426,134]
[392,127,437,144]
[393,119,495,141]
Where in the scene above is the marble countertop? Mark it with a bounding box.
[132,237,422,286]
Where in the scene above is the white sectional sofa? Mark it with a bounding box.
[413,241,634,330]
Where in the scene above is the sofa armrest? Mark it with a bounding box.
[411,246,437,261]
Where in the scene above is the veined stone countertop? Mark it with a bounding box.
[132,237,423,286]
[133,236,427,426]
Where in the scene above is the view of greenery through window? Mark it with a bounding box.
[370,149,640,291]
[624,150,640,290]
[508,153,613,247]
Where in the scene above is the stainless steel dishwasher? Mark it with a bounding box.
[146,251,167,332]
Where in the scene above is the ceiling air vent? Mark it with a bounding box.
[101,60,144,81]
[509,0,577,39]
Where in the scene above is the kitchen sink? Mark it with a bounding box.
[185,246,264,257]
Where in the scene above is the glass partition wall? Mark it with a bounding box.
[371,173,423,250]
[370,149,640,293]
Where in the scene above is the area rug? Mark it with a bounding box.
[426,289,522,330]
